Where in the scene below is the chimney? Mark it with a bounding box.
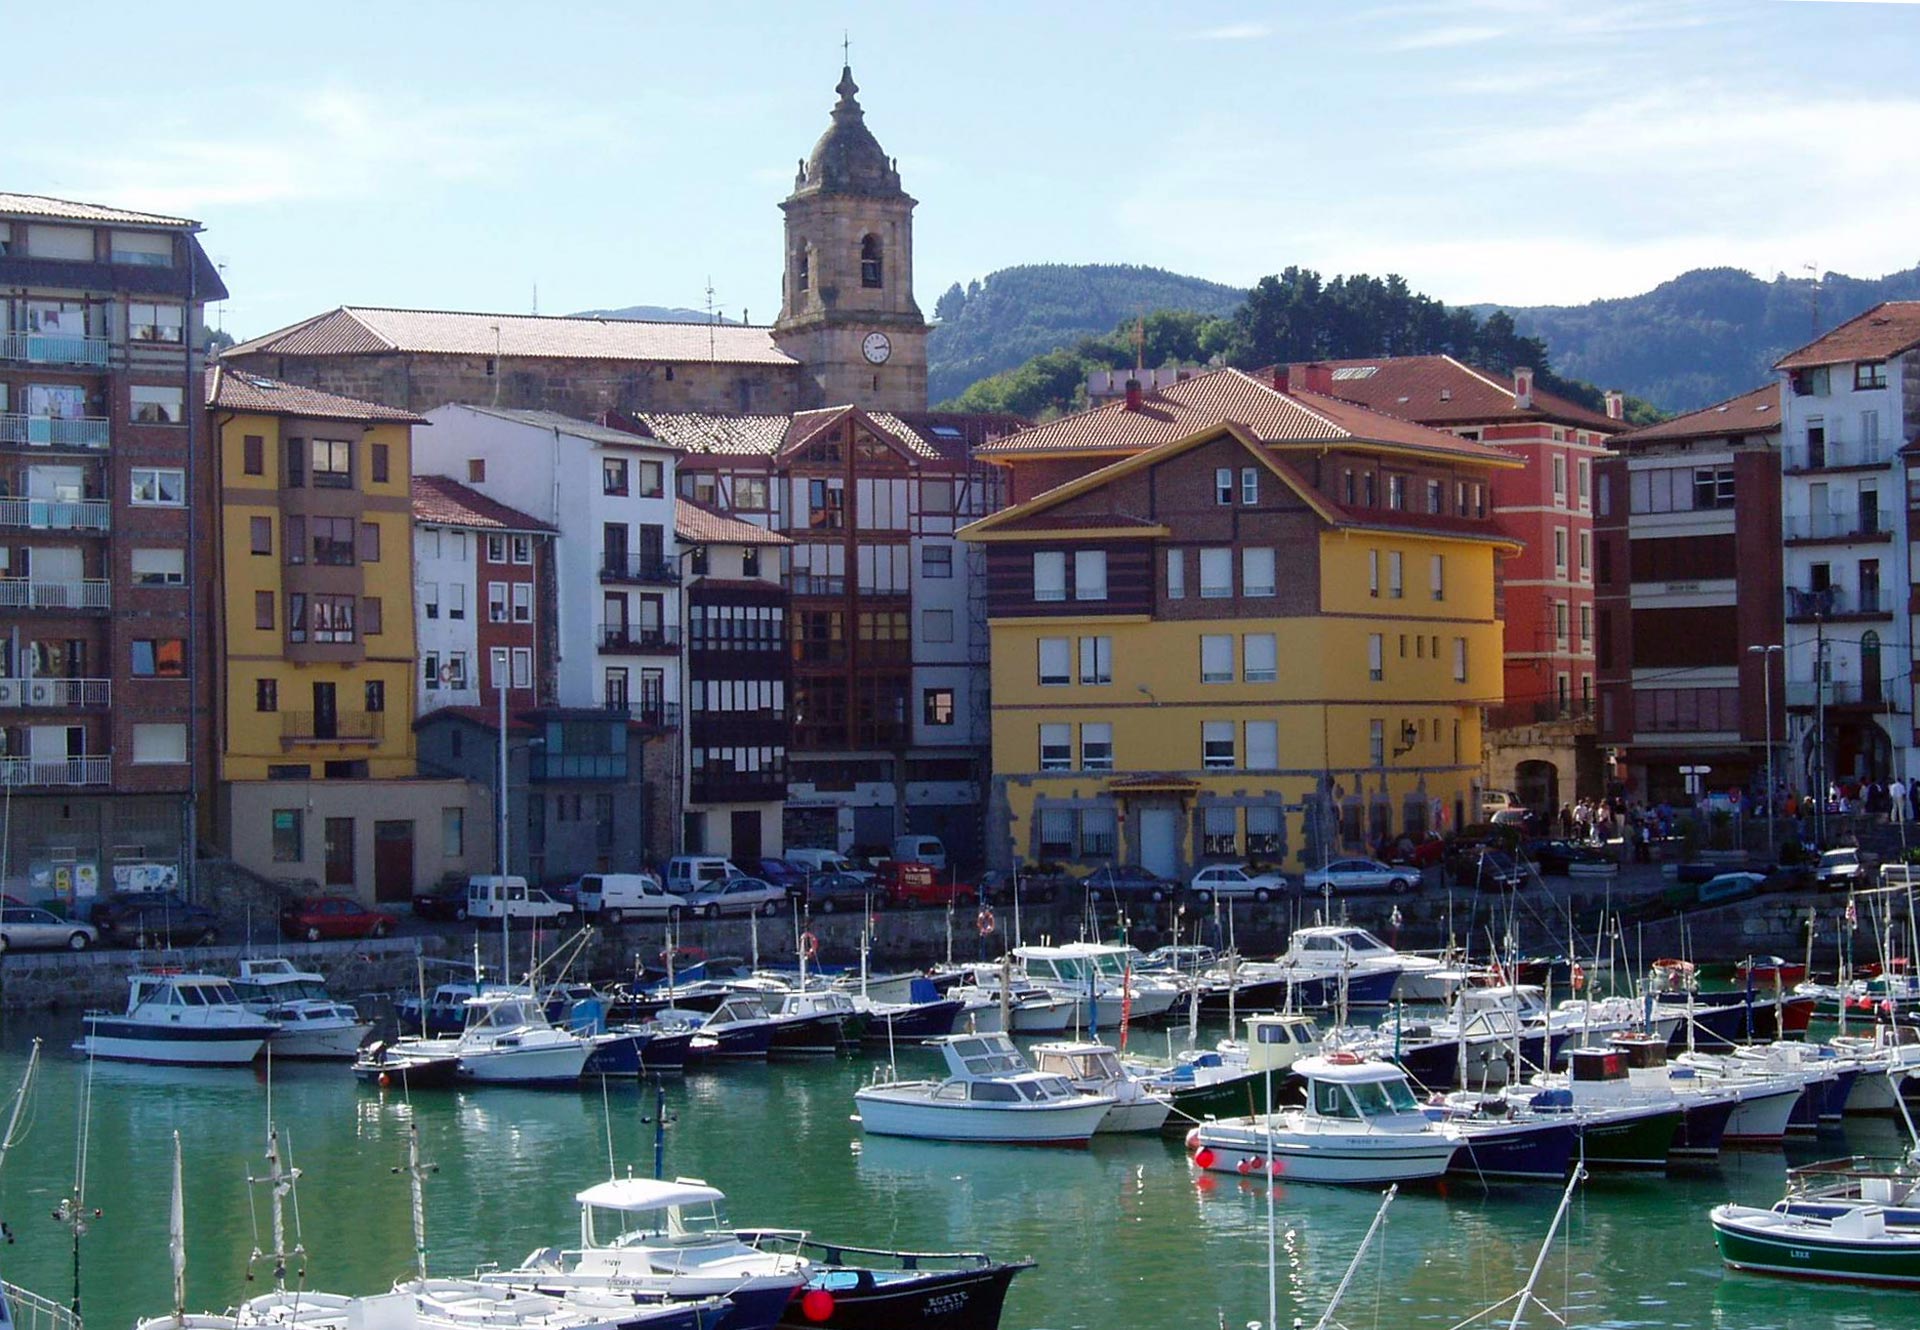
[1124,378,1143,410]
[1604,389,1624,421]
[1513,366,1535,409]
[1302,362,1334,395]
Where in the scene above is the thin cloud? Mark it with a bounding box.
[1185,21,1273,40]
[1392,23,1508,49]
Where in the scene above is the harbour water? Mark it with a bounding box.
[0,1017,1913,1330]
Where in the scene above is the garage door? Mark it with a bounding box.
[1139,807,1179,880]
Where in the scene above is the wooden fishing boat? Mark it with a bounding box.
[1712,1202,1920,1285]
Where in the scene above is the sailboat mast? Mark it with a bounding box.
[170,1131,186,1328]
[1311,1185,1397,1330]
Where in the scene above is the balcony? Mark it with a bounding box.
[1787,681,1890,709]
[597,623,681,653]
[1487,699,1596,729]
[0,498,110,533]
[1783,512,1891,544]
[281,711,384,744]
[0,332,111,368]
[1783,441,1893,473]
[690,769,788,805]
[599,555,678,586]
[0,678,110,710]
[0,755,110,787]
[1786,587,1892,621]
[0,579,111,611]
[630,701,680,729]
[0,415,111,450]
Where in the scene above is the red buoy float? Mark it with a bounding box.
[1193,1147,1217,1169]
[1184,1128,1201,1151]
[1237,1158,1253,1175]
[800,1289,835,1322]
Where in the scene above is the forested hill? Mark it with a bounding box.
[927,265,1244,403]
[1484,264,1920,412]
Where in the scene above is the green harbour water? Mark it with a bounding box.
[0,1017,1915,1330]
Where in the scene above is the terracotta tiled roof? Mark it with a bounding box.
[1775,302,1920,371]
[1612,384,1782,446]
[411,475,554,533]
[632,406,1005,464]
[414,705,538,736]
[456,405,677,450]
[631,413,792,456]
[224,306,797,367]
[1300,355,1623,432]
[974,368,1514,465]
[675,499,791,546]
[206,366,425,423]
[0,192,199,227]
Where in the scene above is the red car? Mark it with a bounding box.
[880,861,977,909]
[279,894,396,942]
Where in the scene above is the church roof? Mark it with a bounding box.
[790,66,906,199]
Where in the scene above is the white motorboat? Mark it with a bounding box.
[1128,1012,1324,1123]
[1185,1053,1458,1185]
[74,972,277,1066]
[852,1033,1115,1146]
[484,1176,806,1328]
[385,991,593,1086]
[1275,926,1446,1003]
[141,1280,725,1330]
[1831,1025,1920,1114]
[1030,1040,1172,1133]
[1011,943,1183,1022]
[1674,1049,1819,1143]
[230,958,372,1059]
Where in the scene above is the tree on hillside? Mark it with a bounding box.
[934,282,967,323]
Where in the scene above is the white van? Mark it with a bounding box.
[784,848,870,881]
[664,856,742,896]
[575,873,685,924]
[465,875,574,921]
[891,835,947,872]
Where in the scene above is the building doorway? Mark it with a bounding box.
[1516,759,1559,815]
[1138,806,1179,880]
[731,810,763,863]
[373,820,414,902]
[324,817,355,888]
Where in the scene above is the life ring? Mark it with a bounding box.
[1325,1050,1363,1066]
[1571,964,1587,993]
[976,907,996,937]
[799,932,820,961]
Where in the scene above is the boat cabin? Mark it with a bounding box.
[777,990,858,1019]
[1283,927,1401,964]
[232,959,334,1004]
[574,1177,733,1249]
[462,993,550,1034]
[1032,1042,1124,1083]
[936,1033,1027,1077]
[1297,1055,1425,1122]
[1244,1013,1323,1072]
[127,973,245,1013]
[1012,944,1134,985]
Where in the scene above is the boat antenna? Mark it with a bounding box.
[390,1123,436,1281]
[638,1077,674,1180]
[1311,1184,1397,1330]
[1444,1165,1585,1330]
[169,1131,186,1328]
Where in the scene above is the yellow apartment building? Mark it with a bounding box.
[960,368,1518,880]
[207,368,486,899]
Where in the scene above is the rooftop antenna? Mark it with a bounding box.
[490,324,502,408]
[1132,315,1145,375]
[531,282,539,317]
[705,278,717,361]
[1802,262,1821,339]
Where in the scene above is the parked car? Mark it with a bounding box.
[1444,823,1521,873]
[412,880,471,922]
[575,873,685,924]
[1381,833,1446,870]
[1521,839,1611,875]
[801,871,880,914]
[1482,790,1524,816]
[1077,864,1183,904]
[1302,858,1419,896]
[1697,871,1767,905]
[90,891,220,948]
[880,860,976,909]
[976,869,1060,906]
[1453,848,1527,890]
[1187,864,1293,905]
[664,856,744,897]
[754,858,811,895]
[1490,807,1546,834]
[465,876,574,921]
[280,895,397,942]
[685,876,787,918]
[891,835,948,873]
[783,848,871,881]
[1817,848,1866,891]
[0,905,96,952]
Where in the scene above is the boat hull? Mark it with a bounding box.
[582,1032,648,1077]
[639,1029,695,1073]
[265,1022,373,1060]
[457,1042,591,1086]
[1721,1085,1803,1144]
[1096,1097,1172,1134]
[1446,1119,1578,1182]
[1672,1094,1737,1157]
[1190,1120,1457,1185]
[352,1048,462,1089]
[778,1261,1030,1330]
[860,999,963,1045]
[1713,1205,1920,1286]
[75,1018,272,1066]
[1159,1068,1301,1129]
[853,1092,1110,1146]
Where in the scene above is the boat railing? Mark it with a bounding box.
[736,1231,1007,1271]
[3,1279,81,1330]
[1785,1155,1920,1194]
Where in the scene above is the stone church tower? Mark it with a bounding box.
[773,67,929,412]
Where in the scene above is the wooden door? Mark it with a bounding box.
[374,820,414,902]
[324,817,355,888]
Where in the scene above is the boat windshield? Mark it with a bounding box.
[1089,952,1129,978]
[1047,958,1089,982]
[469,1000,541,1030]
[1345,931,1391,954]
[244,978,330,1002]
[1349,1077,1419,1117]
[1080,1050,1121,1078]
[179,982,241,1006]
[595,1200,729,1247]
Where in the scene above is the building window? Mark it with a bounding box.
[1202,720,1236,770]
[511,647,532,689]
[130,385,183,424]
[1577,459,1591,508]
[1554,527,1569,577]
[1247,805,1282,855]
[1552,455,1568,504]
[362,596,383,635]
[1369,719,1385,766]
[255,590,274,630]
[921,608,954,643]
[132,548,185,586]
[1344,470,1357,504]
[1857,360,1888,391]
[512,583,532,622]
[422,652,440,689]
[637,461,663,498]
[313,516,355,566]
[1368,633,1384,682]
[448,583,466,620]
[1201,634,1234,684]
[1077,635,1112,685]
[1246,720,1279,769]
[442,808,464,857]
[242,434,264,475]
[510,535,532,565]
[444,652,468,688]
[1033,551,1066,602]
[371,442,390,484]
[860,234,883,288]
[921,544,953,578]
[1244,633,1277,683]
[1039,723,1072,771]
[1430,554,1445,601]
[285,438,306,487]
[131,639,185,678]
[604,666,629,708]
[467,458,486,483]
[1073,549,1107,601]
[1166,548,1185,599]
[1080,722,1113,771]
[603,458,629,495]
[1578,531,1592,580]
[1079,807,1116,856]
[130,468,185,506]
[422,583,440,620]
[1427,479,1443,514]
[358,522,381,563]
[129,302,184,343]
[1242,547,1275,597]
[1453,636,1467,683]
[483,534,504,564]
[1387,474,1406,510]
[1387,551,1403,598]
[365,680,385,713]
[489,582,509,623]
[256,678,277,713]
[310,439,352,488]
[1215,468,1234,505]
[1038,637,1070,686]
[272,810,303,863]
[741,547,761,577]
[131,723,186,764]
[1039,808,1072,859]
[249,515,272,555]
[1200,547,1232,598]
[1555,601,1570,648]
[1368,549,1379,598]
[311,595,356,644]
[735,475,769,510]
[1203,805,1237,856]
[923,688,955,726]
[1241,468,1259,505]
[1579,604,1593,650]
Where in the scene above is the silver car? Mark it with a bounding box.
[1303,858,1419,895]
[0,905,97,952]
[685,876,787,919]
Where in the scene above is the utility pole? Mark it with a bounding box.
[1815,615,1827,849]
[1749,643,1783,856]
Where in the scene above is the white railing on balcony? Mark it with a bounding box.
[0,331,112,367]
[0,579,111,610]
[0,755,110,787]
[0,678,111,709]
[0,497,110,531]
[1783,511,1888,541]
[1783,440,1891,471]
[0,414,111,449]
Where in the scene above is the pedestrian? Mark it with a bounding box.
[1895,777,1911,823]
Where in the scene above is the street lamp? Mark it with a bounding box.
[1748,643,1784,854]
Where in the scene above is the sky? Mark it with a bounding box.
[7,0,1919,340]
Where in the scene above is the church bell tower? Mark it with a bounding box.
[772,66,929,412]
